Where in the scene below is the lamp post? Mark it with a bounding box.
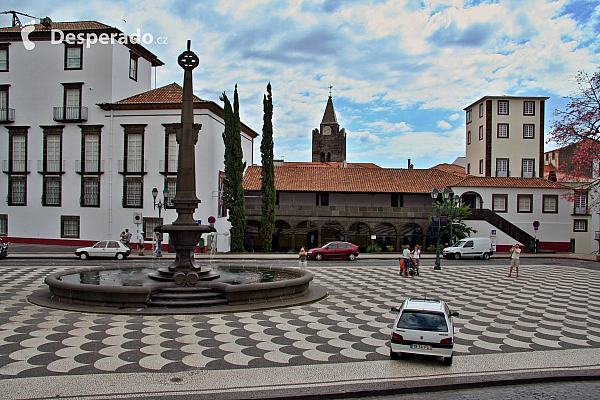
[152,187,169,257]
[447,194,460,247]
[431,187,451,270]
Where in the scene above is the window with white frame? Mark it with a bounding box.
[0,44,9,72]
[65,44,82,70]
[0,86,7,109]
[84,133,100,172]
[492,194,508,212]
[543,195,558,213]
[517,194,533,213]
[11,133,26,172]
[498,100,509,115]
[0,214,6,235]
[574,192,587,214]
[466,109,472,124]
[497,123,509,138]
[45,134,62,172]
[479,159,483,174]
[496,158,508,177]
[166,179,176,208]
[123,178,143,208]
[129,52,138,81]
[168,132,178,172]
[522,159,535,178]
[574,219,588,232]
[43,178,61,206]
[127,133,143,173]
[479,103,484,118]
[82,178,100,207]
[143,217,163,241]
[61,216,80,238]
[523,124,534,139]
[8,176,26,205]
[479,125,483,140]
[523,101,535,115]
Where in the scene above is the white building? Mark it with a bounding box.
[0,21,257,252]
[463,96,549,179]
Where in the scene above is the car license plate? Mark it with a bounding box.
[410,344,432,350]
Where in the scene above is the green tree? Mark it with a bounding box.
[220,85,246,252]
[429,203,477,245]
[259,83,276,251]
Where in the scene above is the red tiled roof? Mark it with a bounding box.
[278,162,381,168]
[243,166,463,193]
[115,83,204,104]
[431,163,469,176]
[0,21,112,32]
[451,176,561,188]
[543,165,594,183]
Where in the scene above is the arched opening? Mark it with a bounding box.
[375,223,397,252]
[399,223,423,249]
[321,221,345,245]
[295,221,318,251]
[244,220,262,252]
[348,222,371,252]
[273,220,293,252]
[461,191,483,209]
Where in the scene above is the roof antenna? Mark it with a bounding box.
[328,85,333,97]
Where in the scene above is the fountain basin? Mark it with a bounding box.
[30,264,325,314]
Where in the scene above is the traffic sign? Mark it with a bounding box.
[133,212,142,225]
[533,220,540,231]
[208,216,216,224]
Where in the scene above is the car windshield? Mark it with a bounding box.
[454,240,466,247]
[396,311,448,332]
[93,241,107,249]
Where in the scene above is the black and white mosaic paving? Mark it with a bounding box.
[1,263,600,378]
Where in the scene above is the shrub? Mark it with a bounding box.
[385,245,394,252]
[366,244,382,253]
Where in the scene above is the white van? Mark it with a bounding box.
[442,237,493,260]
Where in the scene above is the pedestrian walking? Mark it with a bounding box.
[508,243,521,277]
[138,232,145,256]
[299,247,308,270]
[120,231,126,244]
[124,229,132,249]
[153,232,160,257]
[412,245,421,269]
[402,245,412,277]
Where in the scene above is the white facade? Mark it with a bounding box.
[0,22,257,252]
[452,185,573,251]
[464,96,548,179]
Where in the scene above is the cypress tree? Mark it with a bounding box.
[221,86,246,252]
[259,83,276,251]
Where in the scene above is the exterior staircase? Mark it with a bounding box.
[465,209,535,252]
[148,287,227,307]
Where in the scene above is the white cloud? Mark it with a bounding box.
[449,113,460,121]
[437,120,452,130]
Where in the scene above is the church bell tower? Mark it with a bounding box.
[312,94,346,163]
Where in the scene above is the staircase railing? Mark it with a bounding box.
[466,208,535,252]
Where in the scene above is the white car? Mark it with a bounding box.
[390,298,459,365]
[75,240,131,260]
[443,237,493,260]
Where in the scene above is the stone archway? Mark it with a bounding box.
[295,221,318,251]
[399,223,423,250]
[348,222,371,252]
[321,221,345,246]
[244,220,262,252]
[273,220,293,252]
[461,191,483,209]
[374,222,397,252]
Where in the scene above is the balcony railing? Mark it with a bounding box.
[75,160,105,174]
[0,108,15,123]
[118,159,148,174]
[2,160,30,174]
[53,106,88,122]
[37,160,65,174]
[522,170,536,178]
[495,170,510,177]
[159,159,178,174]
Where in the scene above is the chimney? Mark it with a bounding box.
[408,159,414,169]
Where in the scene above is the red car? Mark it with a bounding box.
[307,241,359,261]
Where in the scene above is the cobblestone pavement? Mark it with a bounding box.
[1,258,600,398]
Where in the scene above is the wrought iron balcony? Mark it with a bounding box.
[118,159,148,175]
[574,206,588,215]
[2,160,30,174]
[37,160,65,174]
[0,108,15,123]
[75,160,105,174]
[53,106,88,122]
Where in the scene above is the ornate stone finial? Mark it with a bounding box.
[178,40,199,70]
[329,85,333,97]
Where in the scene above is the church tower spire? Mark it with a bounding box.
[312,91,346,163]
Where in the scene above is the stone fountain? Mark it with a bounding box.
[148,41,218,286]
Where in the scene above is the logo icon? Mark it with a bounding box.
[21,25,35,50]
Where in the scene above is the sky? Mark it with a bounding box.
[2,0,600,169]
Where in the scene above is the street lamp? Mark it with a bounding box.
[431,187,452,270]
[152,187,169,257]
[447,194,460,247]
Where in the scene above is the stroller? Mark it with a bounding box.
[399,258,420,277]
